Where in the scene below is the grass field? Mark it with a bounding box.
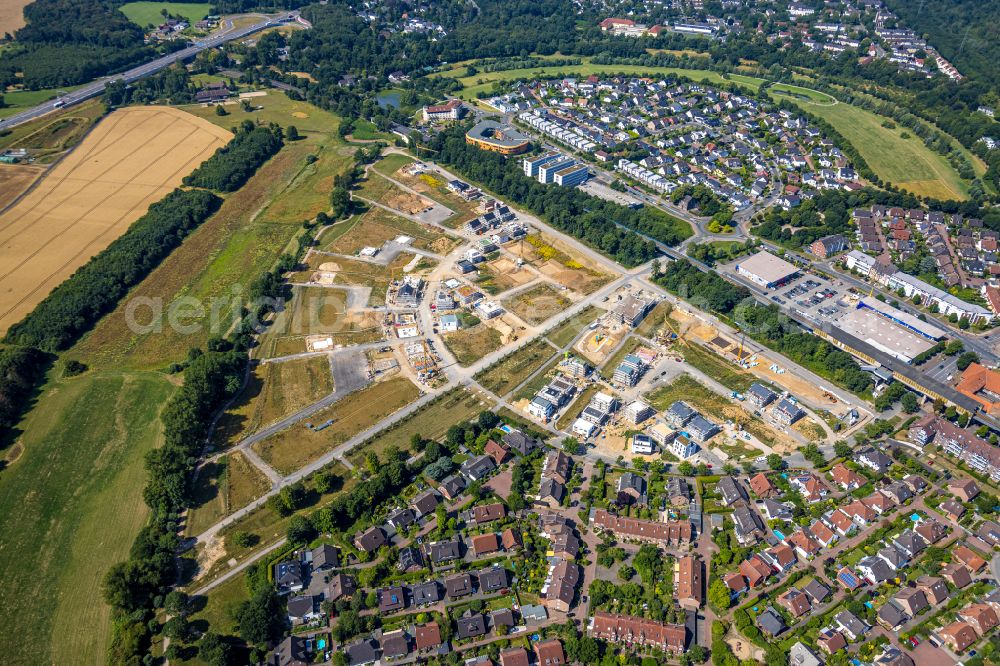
[634,301,673,339]
[346,387,490,466]
[503,283,573,326]
[74,98,355,369]
[322,203,452,255]
[187,573,248,640]
[349,118,394,141]
[433,56,765,99]
[119,2,210,27]
[252,377,421,474]
[372,153,416,178]
[443,325,505,367]
[0,371,174,665]
[0,99,105,158]
[769,91,973,200]
[546,305,602,347]
[0,106,231,335]
[207,463,354,568]
[681,342,755,393]
[512,357,561,401]
[556,384,599,430]
[645,374,783,448]
[0,83,89,120]
[211,355,334,449]
[768,82,837,105]
[186,452,272,536]
[476,337,558,395]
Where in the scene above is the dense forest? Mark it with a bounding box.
[885,0,1000,91]
[654,259,873,394]
[183,121,284,192]
[0,345,49,444]
[4,189,221,351]
[0,0,157,87]
[421,125,692,266]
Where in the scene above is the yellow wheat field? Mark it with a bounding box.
[0,105,231,333]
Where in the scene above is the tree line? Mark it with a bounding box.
[0,345,49,445]
[103,348,247,664]
[0,0,165,89]
[184,121,284,192]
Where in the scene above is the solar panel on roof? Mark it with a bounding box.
[838,571,858,587]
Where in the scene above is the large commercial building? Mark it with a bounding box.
[537,157,577,184]
[835,297,945,364]
[466,120,530,155]
[523,152,563,178]
[553,163,589,187]
[735,251,801,289]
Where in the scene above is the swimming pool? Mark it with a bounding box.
[773,529,786,540]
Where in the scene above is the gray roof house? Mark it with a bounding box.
[461,455,496,481]
[310,544,339,571]
[427,539,463,566]
[717,476,748,506]
[757,607,786,636]
[346,639,380,666]
[855,449,893,474]
[275,560,304,594]
[877,602,907,630]
[892,530,927,559]
[412,580,442,606]
[858,555,893,584]
[666,400,697,428]
[456,612,487,639]
[834,610,869,641]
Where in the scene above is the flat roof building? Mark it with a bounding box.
[735,250,800,289]
[466,120,530,155]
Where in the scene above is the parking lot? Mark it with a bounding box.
[923,355,958,383]
[766,273,850,321]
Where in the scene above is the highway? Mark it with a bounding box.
[0,12,303,131]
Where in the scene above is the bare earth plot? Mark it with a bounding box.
[0,163,45,210]
[503,282,574,326]
[0,106,231,333]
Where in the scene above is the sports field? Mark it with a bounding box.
[0,371,174,665]
[119,1,210,27]
[0,106,230,334]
